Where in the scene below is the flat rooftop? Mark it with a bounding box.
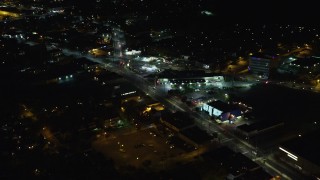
[207,100,238,112]
[180,126,213,144]
[155,69,221,79]
[281,129,320,167]
[237,121,283,133]
[251,52,276,60]
[161,111,194,130]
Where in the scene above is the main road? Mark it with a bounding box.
[8,19,303,179]
[69,48,302,179]
[105,27,310,179]
[58,24,307,178]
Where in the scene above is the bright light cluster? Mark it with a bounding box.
[279,147,298,161]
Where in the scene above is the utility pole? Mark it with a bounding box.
[232,71,235,90]
[154,76,158,88]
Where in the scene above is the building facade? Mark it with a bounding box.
[201,100,241,122]
[249,56,271,77]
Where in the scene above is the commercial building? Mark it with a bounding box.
[201,100,241,122]
[249,53,275,78]
[278,130,320,178]
[161,112,214,147]
[237,121,284,137]
[202,147,272,180]
[160,111,194,132]
[179,126,215,147]
[155,70,225,85]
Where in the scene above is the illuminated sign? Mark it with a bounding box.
[121,91,136,96]
[279,147,298,161]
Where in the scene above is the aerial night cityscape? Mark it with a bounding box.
[1,0,320,179]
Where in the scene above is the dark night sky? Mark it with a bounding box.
[61,0,320,24]
[205,0,319,23]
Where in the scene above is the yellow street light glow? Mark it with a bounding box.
[0,10,20,18]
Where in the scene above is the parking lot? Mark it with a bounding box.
[92,126,184,169]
